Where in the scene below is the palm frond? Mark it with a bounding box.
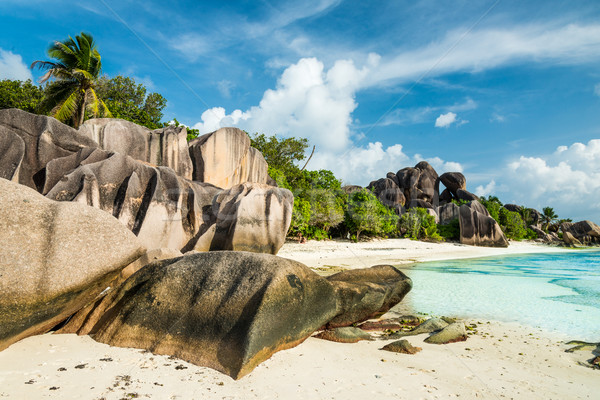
[86,88,100,117]
[53,89,82,122]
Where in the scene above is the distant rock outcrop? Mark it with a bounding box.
[188,127,269,188]
[90,251,338,379]
[0,108,98,191]
[325,265,412,328]
[560,220,600,245]
[0,178,145,351]
[79,119,194,180]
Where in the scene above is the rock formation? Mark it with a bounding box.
[325,265,413,328]
[79,118,194,180]
[0,108,98,191]
[0,178,145,351]
[90,251,338,379]
[459,201,509,247]
[560,220,600,245]
[188,127,269,188]
[314,327,373,343]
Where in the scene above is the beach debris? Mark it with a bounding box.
[381,339,422,354]
[358,316,421,332]
[565,340,599,353]
[424,322,468,344]
[324,265,412,328]
[314,327,373,343]
[0,178,145,352]
[90,251,337,380]
[387,318,449,339]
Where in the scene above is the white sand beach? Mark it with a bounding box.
[1,240,598,400]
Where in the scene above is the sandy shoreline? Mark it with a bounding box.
[1,240,597,399]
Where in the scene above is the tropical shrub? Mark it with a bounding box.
[399,208,442,241]
[345,189,398,241]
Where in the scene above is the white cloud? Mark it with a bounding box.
[475,180,497,197]
[0,49,32,81]
[193,56,376,152]
[367,23,600,87]
[435,112,457,128]
[490,113,506,123]
[217,80,234,98]
[379,98,476,127]
[497,139,600,222]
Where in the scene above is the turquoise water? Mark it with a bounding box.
[398,250,600,341]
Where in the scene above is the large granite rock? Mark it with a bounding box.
[0,109,98,191]
[188,127,269,188]
[91,251,338,379]
[325,265,412,328]
[560,220,600,245]
[438,202,460,225]
[0,178,145,351]
[456,189,479,202]
[208,183,293,254]
[43,149,292,254]
[79,119,193,180]
[459,201,509,247]
[367,177,406,208]
[439,172,466,197]
[0,126,25,181]
[414,161,438,204]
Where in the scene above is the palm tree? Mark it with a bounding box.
[541,207,558,231]
[31,32,110,128]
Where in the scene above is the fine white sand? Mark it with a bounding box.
[1,240,597,400]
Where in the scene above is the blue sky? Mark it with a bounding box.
[1,0,600,222]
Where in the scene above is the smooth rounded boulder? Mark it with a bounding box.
[325,265,412,328]
[0,178,145,351]
[459,201,508,247]
[91,251,338,379]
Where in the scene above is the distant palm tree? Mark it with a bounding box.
[541,207,558,231]
[31,32,110,128]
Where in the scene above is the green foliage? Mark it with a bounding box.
[399,208,442,241]
[541,206,558,231]
[250,133,309,177]
[0,79,44,112]
[306,189,345,232]
[31,32,110,128]
[288,197,311,238]
[438,219,460,241]
[96,75,167,129]
[479,196,502,222]
[498,208,529,240]
[345,189,398,241]
[451,199,470,207]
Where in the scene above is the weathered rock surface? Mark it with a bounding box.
[91,251,338,379]
[459,201,509,247]
[439,172,466,196]
[58,248,183,336]
[424,322,468,344]
[381,339,422,354]
[43,149,292,254]
[314,327,372,343]
[530,225,559,243]
[208,183,293,254]
[79,119,194,180]
[367,177,406,208]
[0,109,98,191]
[342,185,363,194]
[0,178,145,351]
[560,221,600,245]
[189,127,269,188]
[325,265,412,328]
[438,202,460,225]
[563,231,582,246]
[456,189,479,202]
[388,317,449,338]
[0,126,25,181]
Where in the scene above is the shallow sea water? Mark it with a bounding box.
[397,249,600,341]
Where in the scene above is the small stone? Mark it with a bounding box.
[382,339,422,354]
[314,327,373,343]
[424,322,468,344]
[74,364,87,369]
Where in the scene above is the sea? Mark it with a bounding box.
[397,249,600,341]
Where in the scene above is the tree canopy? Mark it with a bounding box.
[0,79,44,112]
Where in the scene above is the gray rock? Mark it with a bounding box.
[389,317,449,338]
[381,339,422,354]
[563,231,582,246]
[325,265,412,328]
[503,204,522,213]
[314,327,372,343]
[459,201,509,247]
[456,189,479,202]
[91,251,338,379]
[414,161,438,203]
[367,178,406,208]
[439,172,466,197]
[0,109,98,191]
[0,178,145,351]
[0,126,25,182]
[560,220,600,245]
[79,119,194,180]
[342,185,363,194]
[424,322,468,344]
[188,127,268,188]
[438,202,460,225]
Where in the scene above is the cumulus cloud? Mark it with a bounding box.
[0,49,32,81]
[499,139,600,221]
[475,180,497,197]
[435,112,457,128]
[193,56,377,152]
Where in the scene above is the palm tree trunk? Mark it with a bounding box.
[76,93,86,129]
